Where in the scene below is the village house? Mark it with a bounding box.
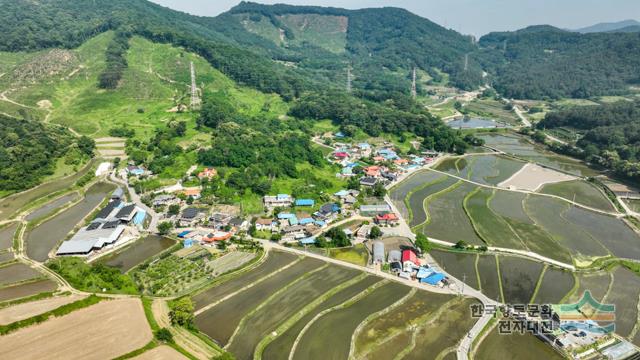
[181,187,202,200]
[282,225,307,241]
[209,212,233,230]
[360,177,377,187]
[364,165,381,177]
[152,194,177,207]
[263,194,294,209]
[375,212,399,226]
[180,207,204,227]
[294,199,315,207]
[255,218,276,232]
[202,231,232,243]
[402,249,420,272]
[314,203,340,222]
[125,165,146,177]
[356,224,372,242]
[197,167,217,180]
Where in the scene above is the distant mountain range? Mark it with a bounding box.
[573,19,640,33]
[0,0,639,100]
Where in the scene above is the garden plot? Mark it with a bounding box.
[227,265,358,360]
[195,257,323,346]
[465,187,526,249]
[563,206,640,261]
[0,294,84,325]
[525,196,609,259]
[354,289,453,358]
[0,298,152,360]
[532,267,575,304]
[422,182,484,245]
[0,263,42,287]
[430,250,478,285]
[604,267,640,337]
[402,298,479,360]
[328,244,369,266]
[407,176,458,227]
[192,251,297,310]
[540,180,615,212]
[468,155,525,186]
[499,256,544,304]
[261,276,381,360]
[389,171,447,220]
[476,254,502,302]
[26,182,114,262]
[0,279,57,302]
[292,281,410,360]
[476,328,564,360]
[0,222,17,250]
[499,163,575,191]
[567,272,612,304]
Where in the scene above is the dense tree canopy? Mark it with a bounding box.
[0,115,74,191]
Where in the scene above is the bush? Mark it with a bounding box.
[168,297,194,328]
[154,328,174,343]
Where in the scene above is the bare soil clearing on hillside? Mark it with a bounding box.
[499,163,575,191]
[0,298,152,360]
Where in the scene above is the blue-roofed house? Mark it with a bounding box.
[315,203,340,221]
[295,199,315,207]
[178,230,192,238]
[299,217,314,225]
[341,167,353,176]
[299,237,316,245]
[288,217,299,226]
[133,210,146,225]
[314,220,327,228]
[183,238,195,248]
[421,273,446,285]
[416,267,435,279]
[334,131,345,138]
[277,213,296,219]
[334,190,349,197]
[358,143,371,150]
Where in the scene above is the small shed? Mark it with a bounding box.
[183,238,195,248]
[373,241,385,264]
[388,250,402,263]
[178,230,192,238]
[421,273,445,285]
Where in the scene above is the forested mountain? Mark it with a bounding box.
[0,115,78,191]
[574,19,640,33]
[479,26,640,99]
[537,101,640,181]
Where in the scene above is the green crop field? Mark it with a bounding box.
[465,188,527,249]
[464,98,520,125]
[261,275,381,360]
[407,176,457,228]
[488,191,533,224]
[328,244,369,267]
[539,180,615,212]
[292,281,410,360]
[354,290,453,358]
[227,265,357,360]
[422,182,484,245]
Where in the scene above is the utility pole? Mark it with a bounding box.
[346,65,352,93]
[411,67,417,99]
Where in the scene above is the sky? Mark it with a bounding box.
[150,0,640,37]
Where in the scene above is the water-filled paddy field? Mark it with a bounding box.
[0,279,57,302]
[476,329,564,360]
[0,223,17,250]
[0,263,43,287]
[25,182,114,262]
[25,193,80,222]
[0,159,95,221]
[102,235,176,272]
[539,180,615,212]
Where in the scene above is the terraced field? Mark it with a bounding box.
[476,329,564,360]
[539,180,615,212]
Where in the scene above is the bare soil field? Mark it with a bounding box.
[499,163,575,191]
[132,346,187,360]
[0,298,152,360]
[0,294,84,325]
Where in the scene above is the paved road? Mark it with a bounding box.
[109,171,159,233]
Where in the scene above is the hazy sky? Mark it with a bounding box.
[150,0,640,36]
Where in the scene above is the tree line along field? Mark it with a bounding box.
[391,150,637,265]
[190,250,480,360]
[429,249,640,346]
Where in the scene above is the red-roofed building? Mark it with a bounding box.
[394,158,409,166]
[402,249,419,270]
[364,166,381,177]
[334,152,349,160]
[375,212,399,226]
[373,156,385,163]
[202,231,232,243]
[198,167,217,179]
[181,187,202,200]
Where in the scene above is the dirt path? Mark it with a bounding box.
[152,299,219,360]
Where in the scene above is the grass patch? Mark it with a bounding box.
[328,244,369,266]
[47,257,138,295]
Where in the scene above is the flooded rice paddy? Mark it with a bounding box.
[25,182,114,262]
[25,193,80,222]
[102,235,176,272]
[0,223,17,250]
[0,279,57,302]
[0,263,42,286]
